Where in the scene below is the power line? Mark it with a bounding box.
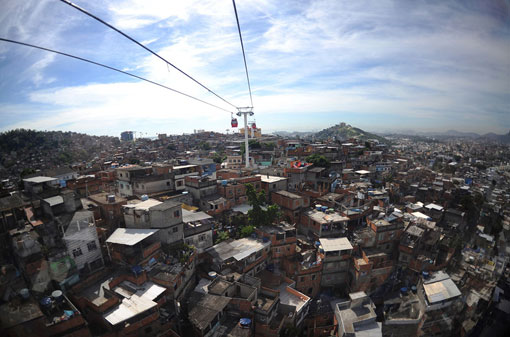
[59,0,238,110]
[0,37,234,113]
[232,0,254,108]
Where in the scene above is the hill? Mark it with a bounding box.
[0,129,120,179]
[313,123,388,143]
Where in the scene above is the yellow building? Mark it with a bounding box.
[239,127,262,138]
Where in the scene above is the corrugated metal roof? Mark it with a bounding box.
[106,228,159,246]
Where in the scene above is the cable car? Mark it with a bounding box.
[251,122,256,129]
[231,115,238,128]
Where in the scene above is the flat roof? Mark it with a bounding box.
[423,278,461,304]
[206,237,270,262]
[320,237,353,252]
[256,174,288,183]
[113,280,165,302]
[43,195,64,207]
[104,295,157,326]
[425,203,443,211]
[278,283,310,313]
[307,209,349,224]
[173,164,197,170]
[123,198,162,211]
[106,228,159,246]
[355,170,371,175]
[23,176,58,183]
[274,190,302,199]
[411,211,430,219]
[182,208,212,222]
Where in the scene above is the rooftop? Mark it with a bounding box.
[23,176,58,184]
[320,237,353,252]
[422,272,461,305]
[188,292,231,331]
[256,174,288,183]
[306,209,349,224]
[43,195,64,207]
[106,228,159,246]
[206,237,270,262]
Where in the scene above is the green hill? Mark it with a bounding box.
[314,123,388,143]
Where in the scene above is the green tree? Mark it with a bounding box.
[306,154,330,168]
[215,231,229,244]
[246,184,282,226]
[240,225,255,238]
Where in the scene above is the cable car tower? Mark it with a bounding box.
[237,106,254,168]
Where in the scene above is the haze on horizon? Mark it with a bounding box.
[0,0,509,137]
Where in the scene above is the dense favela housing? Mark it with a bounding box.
[0,124,510,337]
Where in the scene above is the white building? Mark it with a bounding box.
[63,210,104,272]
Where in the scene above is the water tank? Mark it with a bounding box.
[240,318,251,328]
[141,194,149,201]
[19,288,29,300]
[40,296,53,308]
[52,290,64,303]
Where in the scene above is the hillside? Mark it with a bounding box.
[0,129,120,179]
[314,123,388,143]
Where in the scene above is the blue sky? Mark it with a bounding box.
[0,0,509,136]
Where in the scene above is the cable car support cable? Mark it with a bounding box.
[0,38,234,114]
[59,0,238,110]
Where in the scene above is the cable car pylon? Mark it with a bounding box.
[236,107,254,168]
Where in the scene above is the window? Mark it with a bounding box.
[174,210,180,218]
[72,247,83,257]
[87,241,97,252]
[172,227,179,233]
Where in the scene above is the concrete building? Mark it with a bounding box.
[123,198,183,245]
[335,292,382,337]
[63,210,104,273]
[319,237,353,289]
[205,237,271,277]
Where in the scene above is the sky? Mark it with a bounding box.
[0,0,509,137]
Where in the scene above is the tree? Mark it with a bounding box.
[215,231,229,244]
[306,154,330,168]
[246,184,282,226]
[240,225,255,238]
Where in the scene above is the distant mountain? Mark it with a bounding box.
[480,131,510,144]
[313,123,388,143]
